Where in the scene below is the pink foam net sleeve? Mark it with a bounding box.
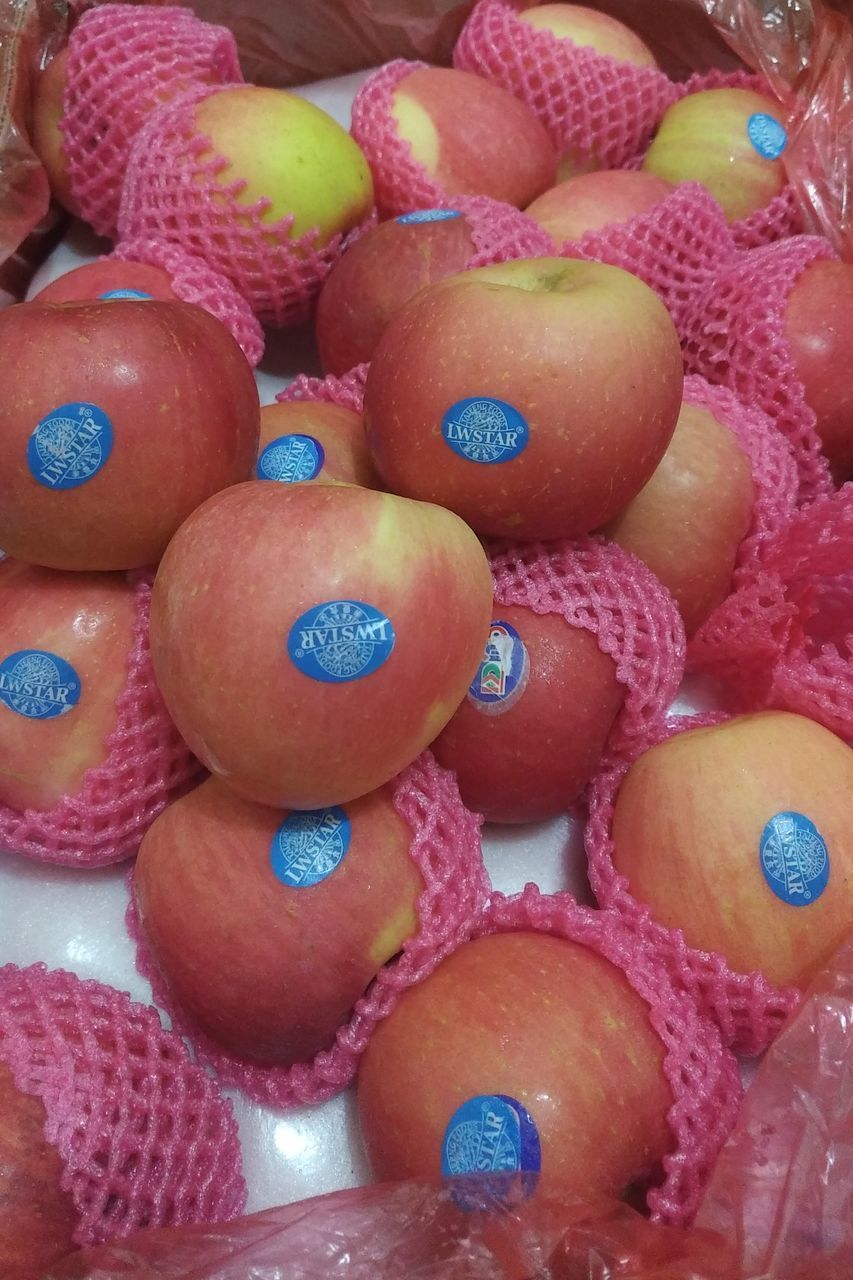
[0,962,246,1247]
[60,3,242,239]
[690,483,853,743]
[276,364,370,413]
[682,233,837,501]
[118,82,376,327]
[475,886,743,1227]
[584,713,800,1057]
[452,0,678,171]
[110,238,265,367]
[126,751,490,1108]
[488,537,687,757]
[0,574,203,869]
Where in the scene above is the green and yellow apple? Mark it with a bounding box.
[257,401,382,490]
[518,4,658,69]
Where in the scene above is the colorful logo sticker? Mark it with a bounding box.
[257,433,325,483]
[441,1095,541,1205]
[287,600,395,683]
[0,649,81,720]
[98,289,153,300]
[468,621,529,716]
[760,811,830,906]
[396,209,462,224]
[27,402,113,491]
[270,807,351,887]
[442,397,529,464]
[747,113,788,160]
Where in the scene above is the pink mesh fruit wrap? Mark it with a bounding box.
[110,238,265,367]
[682,234,837,501]
[690,484,853,743]
[0,574,203,869]
[118,82,376,327]
[277,364,370,413]
[488,537,686,757]
[452,0,678,171]
[0,962,246,1246]
[127,752,490,1108]
[475,886,742,1227]
[60,4,242,238]
[585,713,801,1057]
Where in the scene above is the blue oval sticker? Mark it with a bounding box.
[442,397,529,464]
[442,1094,541,1204]
[98,289,153,300]
[747,112,788,160]
[257,433,325,483]
[468,621,529,716]
[287,600,395,683]
[0,649,81,720]
[27,402,113,490]
[760,811,829,906]
[396,209,462,224]
[270,807,351,887]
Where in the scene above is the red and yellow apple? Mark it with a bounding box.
[517,4,658,69]
[134,776,423,1066]
[389,68,556,210]
[612,711,853,987]
[431,604,624,823]
[357,931,673,1202]
[315,209,476,375]
[33,260,177,304]
[150,480,493,809]
[364,257,683,540]
[785,259,853,481]
[642,88,788,222]
[0,299,259,570]
[602,400,756,637]
[525,170,675,248]
[0,560,135,813]
[257,401,381,489]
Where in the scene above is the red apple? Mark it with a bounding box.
[517,5,658,69]
[28,49,78,215]
[525,170,675,248]
[643,88,788,222]
[134,776,423,1066]
[357,932,672,1202]
[611,712,853,988]
[431,604,624,823]
[150,481,493,809]
[0,1061,78,1279]
[315,210,476,375]
[0,561,136,813]
[601,401,756,637]
[257,401,382,489]
[364,257,683,540]
[0,300,259,570]
[784,259,853,481]
[33,260,178,304]
[389,67,557,209]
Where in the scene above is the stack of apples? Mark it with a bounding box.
[2,0,853,1260]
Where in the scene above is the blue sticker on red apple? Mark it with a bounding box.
[442,1095,541,1205]
[257,434,325,483]
[287,600,395,683]
[98,289,153,300]
[442,397,529,464]
[396,209,462,224]
[27,402,113,491]
[747,113,788,160]
[468,621,529,716]
[0,649,81,720]
[271,807,351,888]
[760,811,829,906]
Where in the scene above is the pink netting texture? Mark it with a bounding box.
[0,962,246,1246]
[690,484,853,743]
[111,238,265,367]
[488,538,686,757]
[475,886,742,1227]
[277,364,370,413]
[445,193,554,263]
[585,714,800,1056]
[127,752,490,1107]
[682,235,837,501]
[61,4,242,238]
[118,82,375,326]
[0,575,203,868]
[452,0,678,170]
